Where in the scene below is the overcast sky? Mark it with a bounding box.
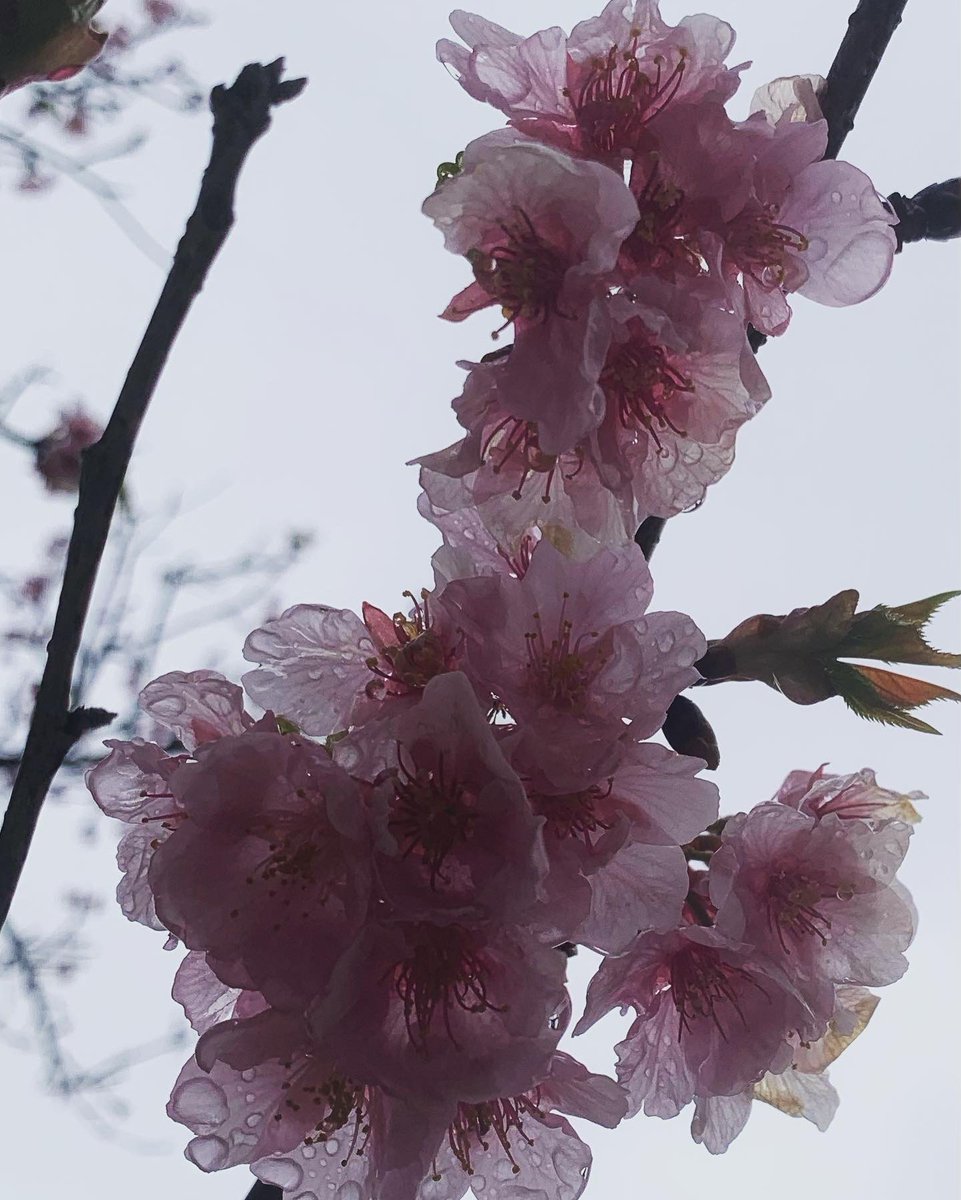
[1,1,958,1198]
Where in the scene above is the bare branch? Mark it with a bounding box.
[820,0,908,160]
[0,59,307,935]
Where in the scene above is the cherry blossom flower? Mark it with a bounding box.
[87,670,256,929]
[308,918,570,1109]
[440,538,704,785]
[33,405,102,492]
[416,358,635,558]
[722,115,897,334]
[690,985,878,1152]
[149,727,372,1011]
[361,671,547,922]
[419,1052,627,1200]
[589,274,770,518]
[575,925,820,1118]
[774,764,924,825]
[709,801,916,1022]
[520,740,718,951]
[438,3,744,164]
[168,1005,449,1200]
[243,586,461,738]
[422,130,638,454]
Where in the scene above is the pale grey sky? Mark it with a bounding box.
[1,1,959,1198]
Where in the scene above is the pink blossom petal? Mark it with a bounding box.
[242,604,375,735]
[783,160,897,307]
[140,670,250,751]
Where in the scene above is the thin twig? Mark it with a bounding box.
[0,59,307,935]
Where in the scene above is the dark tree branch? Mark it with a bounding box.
[888,179,961,249]
[821,0,908,159]
[246,1182,280,1200]
[0,59,306,934]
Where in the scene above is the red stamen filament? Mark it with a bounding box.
[525,594,608,710]
[443,1092,543,1178]
[389,750,476,887]
[468,209,569,330]
[728,209,809,287]
[669,944,767,1040]
[391,926,503,1050]
[569,38,688,155]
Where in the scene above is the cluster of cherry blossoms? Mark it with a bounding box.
[86,4,921,1200]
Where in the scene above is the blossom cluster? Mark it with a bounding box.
[418,1,896,554]
[86,4,916,1200]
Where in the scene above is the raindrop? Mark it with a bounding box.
[831,191,842,203]
[241,1069,257,1083]
[325,1139,340,1156]
[256,1160,304,1191]
[337,1183,364,1200]
[187,1136,229,1171]
[170,1078,229,1126]
[246,1112,263,1128]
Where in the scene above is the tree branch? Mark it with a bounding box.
[821,0,908,160]
[0,59,306,935]
[888,179,961,249]
[246,1182,280,1200]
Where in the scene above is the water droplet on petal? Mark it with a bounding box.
[246,1112,263,1128]
[241,1069,257,1083]
[256,1159,304,1191]
[301,1145,316,1160]
[171,1078,229,1127]
[325,1139,340,1156]
[187,1135,229,1171]
[337,1183,364,1200]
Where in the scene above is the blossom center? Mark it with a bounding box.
[365,590,453,697]
[728,208,809,287]
[443,1092,543,1177]
[483,416,583,502]
[524,594,609,711]
[767,869,836,951]
[600,324,693,446]
[468,210,568,326]
[392,924,502,1049]
[388,752,477,886]
[531,781,615,845]
[568,38,687,157]
[668,944,764,1038]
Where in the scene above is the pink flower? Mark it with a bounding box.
[422,130,638,454]
[362,672,548,923]
[149,728,372,1010]
[690,984,878,1152]
[589,274,770,518]
[308,918,569,1108]
[439,538,704,785]
[242,587,461,738]
[575,925,819,1118]
[715,112,897,334]
[168,1005,449,1200]
[521,740,718,952]
[33,406,102,492]
[708,801,916,1022]
[420,1052,627,1200]
[416,359,635,558]
[87,670,253,929]
[438,4,743,164]
[774,765,925,825]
